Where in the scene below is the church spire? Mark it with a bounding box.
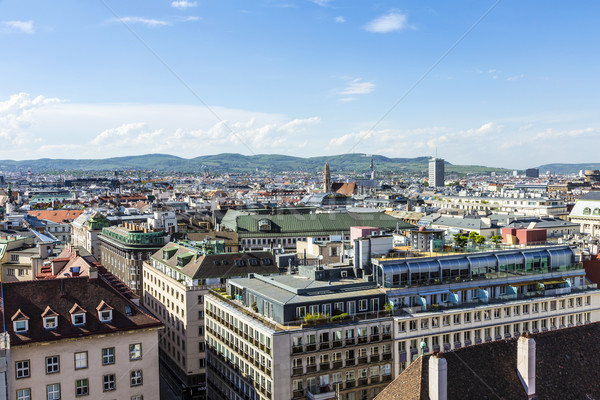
[323,161,331,193]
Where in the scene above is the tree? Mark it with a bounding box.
[491,235,503,245]
[453,233,468,248]
[475,235,486,245]
[468,231,478,242]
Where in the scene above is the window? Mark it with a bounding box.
[16,360,29,379]
[131,370,143,386]
[47,383,60,400]
[103,374,116,391]
[46,356,59,374]
[14,320,28,333]
[99,310,112,323]
[102,348,115,365]
[19,269,25,276]
[358,299,368,311]
[130,343,142,360]
[44,316,58,330]
[76,379,88,396]
[296,307,306,318]
[74,351,87,369]
[72,313,85,326]
[7,268,14,276]
[17,389,31,400]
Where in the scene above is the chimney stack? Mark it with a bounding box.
[517,334,536,398]
[89,267,98,281]
[429,353,447,400]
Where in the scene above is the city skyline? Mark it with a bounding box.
[1,1,599,168]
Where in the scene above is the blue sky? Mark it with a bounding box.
[1,0,599,169]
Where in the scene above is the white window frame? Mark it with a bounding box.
[46,355,59,374]
[130,370,143,386]
[103,374,116,391]
[44,316,58,330]
[16,388,31,400]
[74,351,88,369]
[46,383,60,400]
[72,313,86,326]
[14,320,28,333]
[129,343,142,360]
[102,347,115,365]
[99,310,113,323]
[76,378,88,396]
[16,360,29,379]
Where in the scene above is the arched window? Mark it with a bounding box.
[593,208,600,216]
[583,207,591,215]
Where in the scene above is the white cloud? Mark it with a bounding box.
[114,17,169,27]
[0,93,322,159]
[0,93,62,145]
[340,79,375,95]
[507,74,525,82]
[311,0,332,6]
[364,11,407,33]
[338,97,356,102]
[171,1,198,9]
[3,20,34,34]
[334,16,345,23]
[184,16,201,21]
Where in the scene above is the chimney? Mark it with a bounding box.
[89,267,98,281]
[429,353,447,400]
[517,334,536,397]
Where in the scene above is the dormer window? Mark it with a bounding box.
[14,320,28,333]
[41,306,59,330]
[44,316,58,329]
[73,314,85,326]
[69,303,87,327]
[11,309,29,334]
[96,300,114,323]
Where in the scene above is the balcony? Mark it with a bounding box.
[292,346,304,354]
[332,340,343,348]
[306,365,317,373]
[370,354,380,362]
[307,385,337,400]
[292,389,304,399]
[371,376,381,384]
[371,334,380,342]
[358,378,368,386]
[382,333,392,340]
[345,359,356,366]
[319,363,330,371]
[345,381,356,389]
[292,367,303,376]
[357,337,368,344]
[358,356,368,364]
[382,353,392,361]
[332,361,343,369]
[306,344,317,352]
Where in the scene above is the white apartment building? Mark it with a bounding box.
[2,273,163,400]
[429,195,568,217]
[206,267,394,400]
[569,191,600,236]
[372,245,600,372]
[142,241,279,399]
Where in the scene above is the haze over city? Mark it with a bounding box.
[1,0,599,167]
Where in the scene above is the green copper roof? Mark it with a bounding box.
[222,210,413,237]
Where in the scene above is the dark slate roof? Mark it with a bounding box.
[376,323,600,400]
[580,191,600,201]
[0,276,162,346]
[151,244,279,280]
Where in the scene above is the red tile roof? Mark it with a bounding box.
[27,209,84,224]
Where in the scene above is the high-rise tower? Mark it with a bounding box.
[324,161,331,192]
[428,157,445,188]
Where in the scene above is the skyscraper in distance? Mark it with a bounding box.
[429,157,444,188]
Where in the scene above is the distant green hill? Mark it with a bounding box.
[537,163,600,175]
[0,153,510,175]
